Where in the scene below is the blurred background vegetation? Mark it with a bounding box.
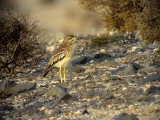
[79,0,160,64]
[79,0,160,44]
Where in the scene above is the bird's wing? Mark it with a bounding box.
[43,48,66,77]
[47,42,69,68]
[47,50,66,67]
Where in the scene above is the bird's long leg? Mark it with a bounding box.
[63,67,66,83]
[59,66,63,83]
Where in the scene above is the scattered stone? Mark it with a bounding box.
[144,74,160,82]
[0,81,36,98]
[123,63,141,75]
[0,80,15,93]
[105,60,119,67]
[89,60,95,64]
[128,105,137,109]
[100,49,106,53]
[36,89,46,96]
[12,82,36,93]
[144,86,160,95]
[40,107,46,111]
[134,88,143,95]
[132,62,142,69]
[131,47,137,52]
[84,90,95,99]
[94,53,111,60]
[135,48,144,52]
[114,53,125,58]
[137,96,155,102]
[44,85,66,97]
[44,85,67,107]
[49,117,55,120]
[112,113,139,120]
[62,94,73,101]
[120,48,127,53]
[96,84,106,88]
[138,66,156,75]
[73,66,85,73]
[100,91,114,106]
[138,74,160,84]
[27,108,37,116]
[72,56,93,65]
[0,104,14,111]
[14,103,24,110]
[52,108,62,115]
[82,109,89,115]
[101,92,114,100]
[45,109,53,115]
[112,66,125,75]
[117,71,125,75]
[107,105,113,109]
[0,116,5,120]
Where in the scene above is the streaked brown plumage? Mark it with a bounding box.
[43,36,76,82]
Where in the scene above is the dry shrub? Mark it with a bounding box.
[0,8,46,78]
[79,0,160,44]
[136,0,160,44]
[103,0,142,33]
[79,0,142,33]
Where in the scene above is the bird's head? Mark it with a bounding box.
[64,35,77,43]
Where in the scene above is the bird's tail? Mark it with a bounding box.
[43,66,52,77]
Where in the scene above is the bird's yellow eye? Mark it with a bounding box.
[73,37,77,41]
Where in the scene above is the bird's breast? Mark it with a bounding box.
[54,56,72,68]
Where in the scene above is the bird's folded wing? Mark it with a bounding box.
[47,51,66,67]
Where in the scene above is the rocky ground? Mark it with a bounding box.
[0,35,160,120]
